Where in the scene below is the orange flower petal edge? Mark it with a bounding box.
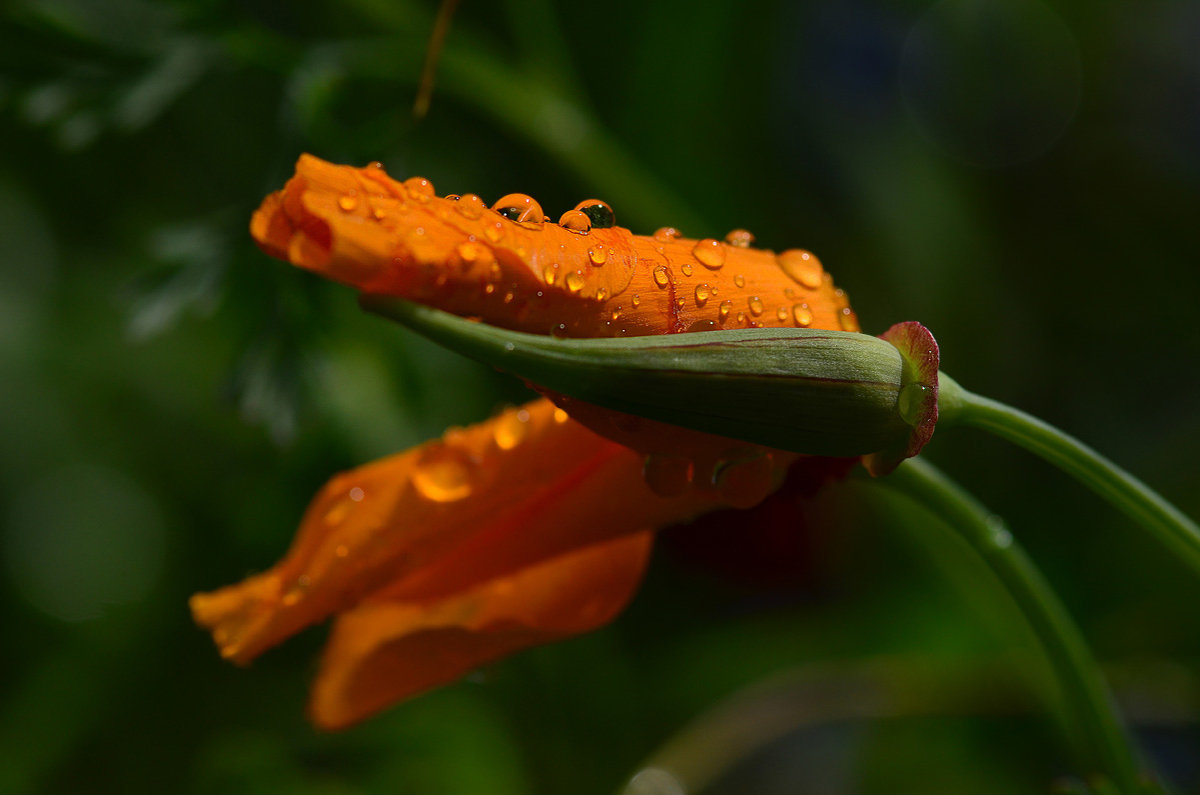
[189,399,794,667]
[309,531,653,729]
[250,154,860,339]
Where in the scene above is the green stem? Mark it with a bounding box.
[882,458,1146,793]
[939,374,1200,579]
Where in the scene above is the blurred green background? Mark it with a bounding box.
[1,0,1197,791]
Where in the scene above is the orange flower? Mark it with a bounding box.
[191,155,861,729]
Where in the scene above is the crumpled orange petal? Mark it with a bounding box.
[309,531,653,729]
[190,399,792,667]
[250,154,859,338]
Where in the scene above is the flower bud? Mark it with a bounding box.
[362,298,940,475]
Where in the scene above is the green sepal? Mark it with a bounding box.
[363,297,937,461]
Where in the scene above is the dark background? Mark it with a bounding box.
[1,0,1197,791]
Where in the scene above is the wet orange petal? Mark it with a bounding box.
[250,155,859,339]
[190,399,788,665]
[309,531,653,729]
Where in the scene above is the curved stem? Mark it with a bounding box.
[882,458,1147,793]
[939,374,1200,579]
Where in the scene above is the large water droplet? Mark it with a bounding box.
[643,454,693,498]
[565,271,585,293]
[681,262,693,277]
[493,408,531,450]
[574,199,615,228]
[404,177,435,202]
[588,247,607,265]
[694,283,712,305]
[897,383,931,425]
[652,266,671,288]
[542,264,558,286]
[777,249,824,288]
[713,453,776,509]
[792,303,813,327]
[748,296,764,316]
[412,445,476,502]
[455,193,485,219]
[559,209,591,233]
[493,193,544,224]
[692,238,726,269]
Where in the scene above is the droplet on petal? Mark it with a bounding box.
[559,210,592,233]
[681,262,693,277]
[653,227,681,242]
[484,222,505,243]
[412,445,475,502]
[776,306,788,321]
[839,307,859,331]
[643,454,694,498]
[588,247,607,265]
[652,266,671,288]
[734,274,746,288]
[457,241,480,264]
[493,408,531,450]
[692,239,726,269]
[553,407,569,424]
[748,296,764,316]
[695,283,712,305]
[337,194,358,212]
[713,453,776,509]
[792,303,813,327]
[455,193,485,219]
[493,194,544,224]
[777,249,824,289]
[404,177,435,202]
[542,264,558,286]
[724,229,755,247]
[573,199,615,229]
[718,299,732,319]
[565,272,585,293]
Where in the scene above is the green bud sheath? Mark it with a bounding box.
[363,297,940,473]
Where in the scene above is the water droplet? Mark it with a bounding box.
[573,199,615,228]
[412,445,476,502]
[718,299,732,319]
[559,209,591,233]
[611,306,622,321]
[724,229,755,247]
[987,515,1014,549]
[652,266,671,288]
[553,407,569,424]
[736,311,746,323]
[404,176,435,202]
[349,487,364,502]
[777,249,823,289]
[503,289,515,303]
[898,383,931,425]
[565,271,585,293]
[734,274,746,288]
[631,294,641,307]
[792,303,813,327]
[776,306,788,321]
[484,222,504,243]
[643,454,693,498]
[372,208,387,220]
[681,262,693,277]
[455,193,485,219]
[653,227,681,242]
[694,283,712,305]
[588,247,607,265]
[367,161,385,170]
[542,264,558,285]
[838,307,859,331]
[493,193,544,224]
[337,194,358,212]
[692,238,726,269]
[457,241,480,263]
[493,408,531,450]
[675,297,686,310]
[748,296,764,316]
[713,453,776,509]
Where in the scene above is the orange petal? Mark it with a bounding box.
[250,155,859,338]
[308,531,654,729]
[190,399,786,665]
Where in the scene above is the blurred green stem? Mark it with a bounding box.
[882,459,1148,793]
[939,374,1200,580]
